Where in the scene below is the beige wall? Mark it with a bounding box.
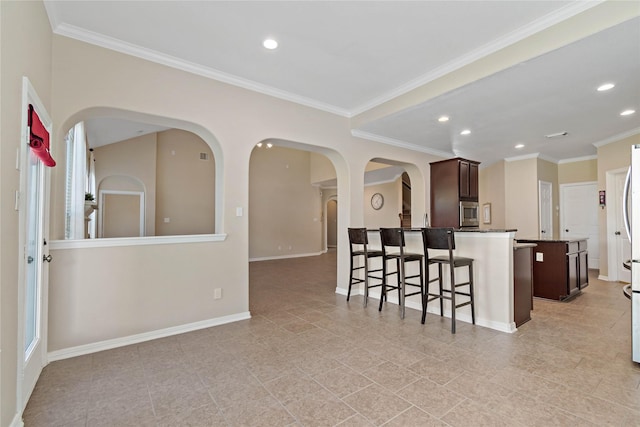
[156,129,215,236]
[1,1,53,424]
[94,133,157,236]
[597,133,640,277]
[364,178,402,229]
[249,146,323,259]
[478,161,506,229]
[505,158,539,238]
[559,158,597,184]
[309,151,337,184]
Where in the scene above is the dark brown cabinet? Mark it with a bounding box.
[430,157,480,228]
[516,239,588,301]
[513,244,534,327]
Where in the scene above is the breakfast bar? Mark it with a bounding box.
[362,229,520,333]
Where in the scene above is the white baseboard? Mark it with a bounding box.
[249,251,324,262]
[598,274,610,281]
[335,287,515,333]
[10,412,24,427]
[47,311,251,362]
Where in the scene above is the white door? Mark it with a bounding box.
[560,182,599,268]
[615,171,631,283]
[99,191,145,238]
[19,80,50,409]
[539,181,553,238]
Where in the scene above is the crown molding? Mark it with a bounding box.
[592,127,640,147]
[351,129,453,158]
[350,1,604,116]
[558,155,597,164]
[51,23,352,118]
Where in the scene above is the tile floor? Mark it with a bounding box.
[23,251,640,426]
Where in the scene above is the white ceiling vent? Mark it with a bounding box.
[199,152,209,160]
[545,131,568,139]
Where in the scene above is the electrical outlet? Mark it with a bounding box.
[535,252,544,262]
[214,288,222,300]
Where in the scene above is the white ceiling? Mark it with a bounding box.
[46,1,640,166]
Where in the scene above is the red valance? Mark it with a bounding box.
[28,104,56,167]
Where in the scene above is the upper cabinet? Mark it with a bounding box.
[430,157,480,228]
[458,159,479,200]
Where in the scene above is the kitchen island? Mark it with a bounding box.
[516,238,588,301]
[363,229,521,333]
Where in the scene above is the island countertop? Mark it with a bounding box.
[517,237,588,243]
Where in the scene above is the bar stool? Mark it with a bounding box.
[379,228,425,319]
[421,227,475,333]
[347,228,383,307]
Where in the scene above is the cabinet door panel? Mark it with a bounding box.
[459,160,470,198]
[469,163,479,200]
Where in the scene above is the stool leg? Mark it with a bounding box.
[469,262,475,325]
[421,262,429,324]
[438,264,444,317]
[399,258,405,319]
[347,254,354,301]
[363,255,369,308]
[379,257,386,312]
[450,263,456,334]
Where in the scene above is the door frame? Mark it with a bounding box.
[606,167,630,282]
[17,77,52,411]
[98,190,145,238]
[538,180,553,238]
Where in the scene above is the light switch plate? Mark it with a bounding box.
[535,252,544,262]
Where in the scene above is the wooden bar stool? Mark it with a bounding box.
[421,227,475,333]
[347,228,383,307]
[379,228,424,319]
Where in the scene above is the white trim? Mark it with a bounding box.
[334,288,516,333]
[606,167,630,282]
[49,233,227,250]
[538,180,553,238]
[351,129,453,158]
[593,127,640,147]
[50,23,351,118]
[249,251,325,262]
[98,189,145,238]
[349,1,603,115]
[505,152,559,163]
[558,155,598,164]
[9,413,24,427]
[598,274,610,281]
[48,312,251,362]
[17,77,52,414]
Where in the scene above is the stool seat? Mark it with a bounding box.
[429,255,474,267]
[352,249,384,258]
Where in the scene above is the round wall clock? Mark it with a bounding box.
[371,193,384,210]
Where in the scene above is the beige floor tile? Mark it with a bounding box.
[396,378,465,418]
[342,384,412,425]
[22,255,639,427]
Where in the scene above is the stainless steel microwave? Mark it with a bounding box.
[460,201,479,227]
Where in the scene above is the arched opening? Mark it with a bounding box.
[363,160,421,229]
[248,139,343,313]
[59,109,223,240]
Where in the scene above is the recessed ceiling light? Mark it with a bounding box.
[515,144,525,149]
[438,116,449,122]
[460,129,471,135]
[256,142,263,147]
[621,109,636,116]
[266,142,273,148]
[263,39,278,50]
[597,83,615,92]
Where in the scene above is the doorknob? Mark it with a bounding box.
[43,254,52,263]
[565,229,569,232]
[27,256,34,264]
[615,231,621,235]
